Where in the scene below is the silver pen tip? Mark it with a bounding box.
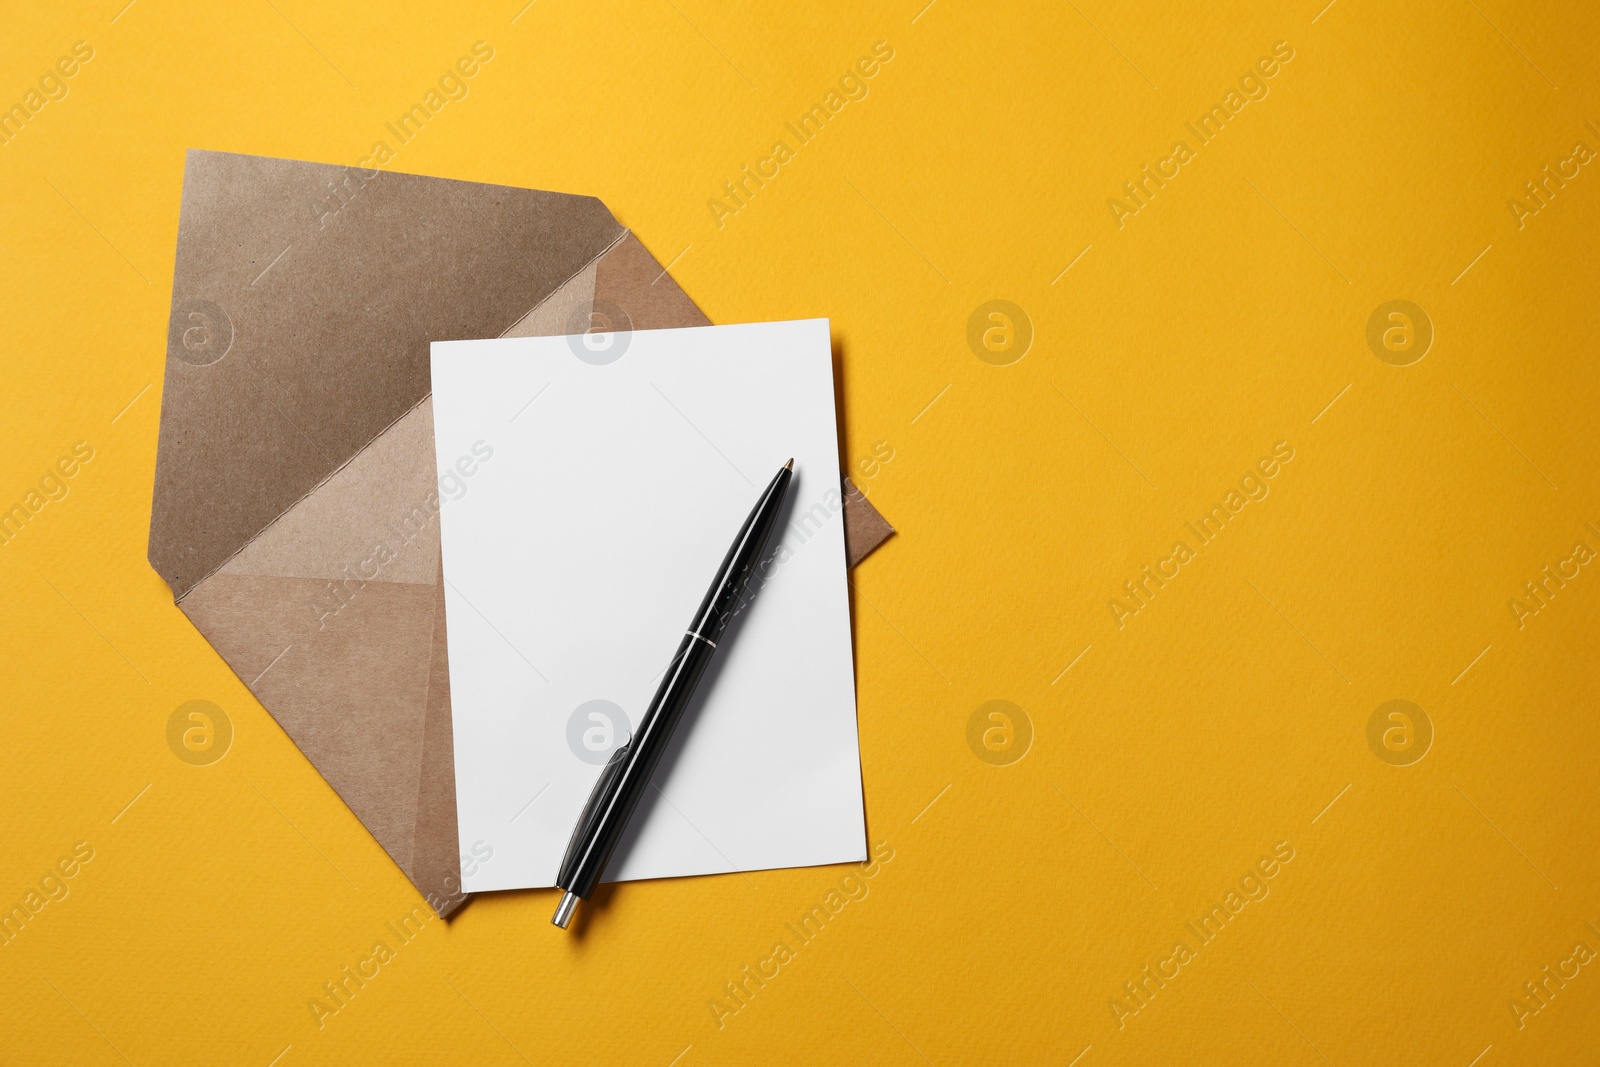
[552,890,579,929]
[783,458,794,471]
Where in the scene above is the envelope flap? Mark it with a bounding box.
[149,150,627,601]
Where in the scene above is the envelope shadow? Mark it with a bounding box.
[598,469,804,885]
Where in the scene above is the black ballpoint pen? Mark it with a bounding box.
[552,458,796,929]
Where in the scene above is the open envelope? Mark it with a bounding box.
[148,150,894,917]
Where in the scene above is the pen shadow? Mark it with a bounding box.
[597,469,804,889]
[485,882,625,943]
[562,879,622,942]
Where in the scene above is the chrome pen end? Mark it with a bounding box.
[552,890,580,929]
[783,458,794,471]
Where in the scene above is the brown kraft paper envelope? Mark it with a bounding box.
[149,150,894,918]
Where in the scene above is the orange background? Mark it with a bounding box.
[3,1,1599,1064]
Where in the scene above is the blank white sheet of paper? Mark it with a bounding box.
[431,318,866,892]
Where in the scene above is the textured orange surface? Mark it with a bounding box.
[2,1,1597,1064]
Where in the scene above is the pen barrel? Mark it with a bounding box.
[553,463,794,903]
[555,633,717,900]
